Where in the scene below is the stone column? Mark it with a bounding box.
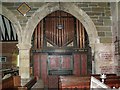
[17,43,31,79]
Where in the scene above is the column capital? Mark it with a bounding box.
[17,43,32,50]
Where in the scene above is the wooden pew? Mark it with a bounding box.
[105,79,120,88]
[59,76,90,90]
[59,74,120,90]
[104,76,120,89]
[24,77,37,90]
[2,69,19,78]
[2,75,21,90]
[18,77,37,90]
[2,75,37,90]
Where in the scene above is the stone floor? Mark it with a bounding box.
[31,79,44,90]
[21,78,32,86]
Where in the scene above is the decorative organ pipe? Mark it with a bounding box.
[34,27,37,49]
[41,20,43,47]
[76,19,85,48]
[33,20,44,49]
[38,23,40,49]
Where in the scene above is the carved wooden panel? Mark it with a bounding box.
[47,55,73,75]
[48,56,61,70]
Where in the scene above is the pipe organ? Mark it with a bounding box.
[32,10,91,88]
[33,10,89,49]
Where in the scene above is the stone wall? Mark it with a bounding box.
[76,2,112,43]
[110,2,120,75]
[0,42,18,69]
[2,2,112,43]
[118,1,120,75]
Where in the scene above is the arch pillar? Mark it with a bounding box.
[17,43,31,79]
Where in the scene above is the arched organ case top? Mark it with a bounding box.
[32,10,89,49]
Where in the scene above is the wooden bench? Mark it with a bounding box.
[95,75,120,88]
[17,77,37,90]
[31,79,44,89]
[24,77,37,90]
[59,74,120,90]
[2,75,37,90]
[2,75,21,90]
[59,76,90,90]
[2,69,19,78]
[104,76,120,89]
[105,79,120,88]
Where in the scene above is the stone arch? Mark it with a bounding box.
[1,5,22,43]
[25,2,98,53]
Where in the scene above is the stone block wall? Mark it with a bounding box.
[2,2,112,44]
[118,2,120,75]
[2,2,46,28]
[0,42,18,69]
[75,2,112,43]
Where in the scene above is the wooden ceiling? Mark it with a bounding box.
[0,15,18,41]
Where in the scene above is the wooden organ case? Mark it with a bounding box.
[31,10,92,88]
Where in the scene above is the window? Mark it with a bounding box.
[0,56,6,62]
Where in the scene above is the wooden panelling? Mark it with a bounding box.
[73,54,81,76]
[73,53,88,76]
[48,56,61,70]
[48,75,59,88]
[33,53,40,78]
[81,54,87,75]
[47,55,73,75]
[61,56,71,69]
[33,53,48,86]
[41,53,48,86]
